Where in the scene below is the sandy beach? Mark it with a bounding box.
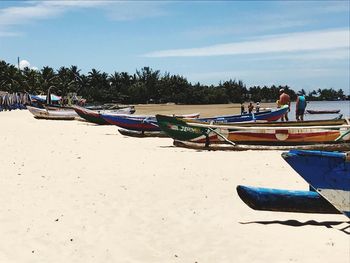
[0,107,349,263]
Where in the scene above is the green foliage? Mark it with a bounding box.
[0,60,347,104]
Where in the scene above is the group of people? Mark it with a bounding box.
[277,88,306,121]
[240,88,307,122]
[240,102,260,115]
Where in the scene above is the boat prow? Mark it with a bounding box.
[282,150,350,218]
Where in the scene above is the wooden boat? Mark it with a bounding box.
[27,105,77,120]
[101,113,200,132]
[118,129,167,138]
[72,106,135,125]
[197,106,288,123]
[156,115,350,146]
[283,150,350,218]
[173,140,350,151]
[85,104,136,112]
[307,109,341,114]
[236,185,340,214]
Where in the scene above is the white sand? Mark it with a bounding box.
[0,110,348,263]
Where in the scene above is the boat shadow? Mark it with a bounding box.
[240,220,350,234]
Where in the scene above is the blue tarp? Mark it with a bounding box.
[30,94,61,102]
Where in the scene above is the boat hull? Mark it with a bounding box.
[27,106,77,120]
[72,106,135,125]
[197,107,288,123]
[102,113,200,132]
[156,114,350,145]
[307,110,340,114]
[236,185,340,214]
[282,150,350,218]
[102,114,160,131]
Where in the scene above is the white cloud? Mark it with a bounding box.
[244,48,349,62]
[104,2,168,21]
[0,1,108,26]
[19,59,31,69]
[144,29,350,58]
[0,1,166,26]
[19,59,37,70]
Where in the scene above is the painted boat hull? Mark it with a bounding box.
[102,113,200,132]
[197,107,288,123]
[307,110,341,114]
[118,129,167,138]
[72,106,134,125]
[282,150,350,218]
[173,140,350,152]
[27,106,77,120]
[156,115,350,145]
[102,114,160,131]
[236,185,340,214]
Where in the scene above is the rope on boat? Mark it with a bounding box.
[335,129,350,142]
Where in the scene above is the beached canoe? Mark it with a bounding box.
[173,140,350,151]
[156,114,350,145]
[283,150,350,218]
[101,113,200,132]
[72,106,135,125]
[196,106,288,123]
[27,105,77,120]
[236,185,340,214]
[118,129,167,138]
[307,109,341,114]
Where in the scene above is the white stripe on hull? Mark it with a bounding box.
[317,188,350,214]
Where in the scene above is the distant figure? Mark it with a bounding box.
[256,102,260,113]
[296,93,307,121]
[279,89,291,121]
[248,102,254,114]
[240,103,245,115]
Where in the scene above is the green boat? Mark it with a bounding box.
[156,114,209,141]
[155,114,350,146]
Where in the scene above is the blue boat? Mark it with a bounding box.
[282,150,350,218]
[197,106,288,123]
[102,107,288,132]
[236,185,340,214]
[101,113,200,132]
[101,114,160,132]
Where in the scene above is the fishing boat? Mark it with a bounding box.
[118,129,168,138]
[156,114,350,146]
[283,150,350,218]
[307,109,341,114]
[85,104,135,112]
[27,105,78,120]
[197,106,288,123]
[101,113,200,132]
[173,140,350,151]
[72,106,135,125]
[236,185,340,214]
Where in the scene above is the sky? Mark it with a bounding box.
[0,0,349,94]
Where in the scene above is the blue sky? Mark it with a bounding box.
[0,1,349,94]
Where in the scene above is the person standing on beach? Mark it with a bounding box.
[279,89,290,121]
[240,103,245,114]
[296,93,306,121]
[248,102,254,114]
[256,102,260,113]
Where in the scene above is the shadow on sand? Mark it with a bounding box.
[240,220,350,234]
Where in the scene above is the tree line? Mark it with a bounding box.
[0,60,348,104]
